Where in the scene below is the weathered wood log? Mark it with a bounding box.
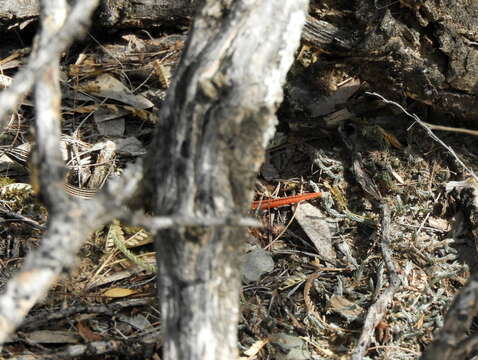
[3,1,476,120]
[146,0,309,358]
[347,0,478,120]
[0,0,38,21]
[290,1,478,121]
[0,0,196,29]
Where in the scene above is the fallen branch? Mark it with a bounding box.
[20,297,154,331]
[148,0,309,358]
[0,0,100,129]
[36,329,162,359]
[0,206,45,230]
[351,204,402,359]
[366,91,478,183]
[0,160,143,344]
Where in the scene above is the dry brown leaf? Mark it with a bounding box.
[79,74,154,109]
[77,320,103,342]
[415,313,425,329]
[328,294,363,322]
[378,126,403,149]
[103,287,138,298]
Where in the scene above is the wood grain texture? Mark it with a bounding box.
[147,0,309,358]
[3,1,477,119]
[0,0,196,28]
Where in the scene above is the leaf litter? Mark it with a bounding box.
[1,18,478,360]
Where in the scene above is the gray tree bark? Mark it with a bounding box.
[0,0,196,28]
[146,0,308,359]
[3,1,476,120]
[346,0,478,120]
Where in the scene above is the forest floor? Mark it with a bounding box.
[1,19,478,360]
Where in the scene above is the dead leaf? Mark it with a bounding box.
[103,287,138,298]
[94,108,126,136]
[378,126,403,149]
[80,74,153,109]
[23,330,80,344]
[77,320,103,342]
[113,137,147,156]
[427,217,450,231]
[295,203,336,264]
[328,294,363,322]
[308,78,361,117]
[415,313,425,329]
[86,268,141,290]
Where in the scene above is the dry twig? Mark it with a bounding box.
[366,91,478,182]
[0,0,101,128]
[0,205,45,230]
[20,298,155,331]
[36,329,162,359]
[351,204,402,359]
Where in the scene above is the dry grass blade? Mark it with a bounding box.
[107,220,156,273]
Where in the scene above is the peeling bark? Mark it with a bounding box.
[3,0,476,119]
[147,1,308,359]
[0,0,196,29]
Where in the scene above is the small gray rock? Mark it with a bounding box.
[270,333,311,360]
[270,333,304,351]
[240,248,274,282]
[286,348,313,360]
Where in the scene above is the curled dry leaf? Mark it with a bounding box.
[77,320,103,342]
[79,73,154,109]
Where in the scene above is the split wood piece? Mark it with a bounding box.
[0,3,353,53]
[350,204,402,360]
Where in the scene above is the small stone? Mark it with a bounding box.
[240,248,274,283]
[270,333,304,351]
[285,348,313,360]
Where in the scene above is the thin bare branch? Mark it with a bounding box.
[0,0,100,129]
[131,212,260,231]
[0,205,45,230]
[0,161,143,345]
[38,329,161,359]
[20,298,154,331]
[366,91,478,182]
[33,0,68,207]
[351,204,402,359]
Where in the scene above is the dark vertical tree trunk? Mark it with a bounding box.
[147,1,309,359]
